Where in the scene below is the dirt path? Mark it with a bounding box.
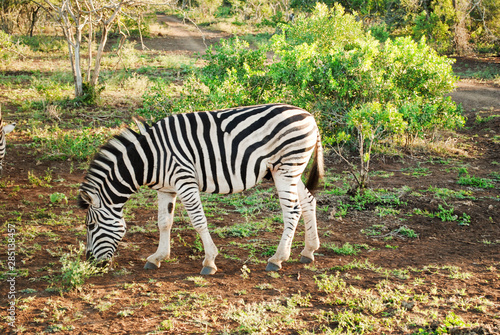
[451,81,500,113]
[141,15,229,54]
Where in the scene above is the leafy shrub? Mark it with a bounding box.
[412,11,453,54]
[370,22,390,42]
[202,37,266,80]
[16,35,66,52]
[59,242,107,291]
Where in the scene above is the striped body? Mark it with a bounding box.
[79,103,324,274]
[0,110,16,176]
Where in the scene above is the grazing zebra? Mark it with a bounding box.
[0,109,16,176]
[79,103,324,274]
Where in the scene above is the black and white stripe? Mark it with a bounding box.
[79,103,324,274]
[0,109,16,176]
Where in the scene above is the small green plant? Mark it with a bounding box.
[186,276,208,287]
[436,204,471,225]
[27,170,51,187]
[323,242,368,256]
[287,292,312,308]
[261,245,277,257]
[435,204,458,222]
[314,273,346,294]
[240,264,251,279]
[156,319,175,331]
[414,205,471,226]
[94,300,114,312]
[255,283,273,290]
[58,242,108,291]
[50,192,68,204]
[333,200,349,218]
[425,186,474,200]
[489,171,500,182]
[457,168,495,188]
[19,288,37,294]
[402,164,431,178]
[192,235,203,253]
[361,224,388,237]
[436,311,474,332]
[117,309,134,317]
[376,206,400,217]
[396,226,419,238]
[267,272,280,279]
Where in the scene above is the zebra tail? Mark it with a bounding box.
[305,131,324,192]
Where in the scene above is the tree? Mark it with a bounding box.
[36,0,174,101]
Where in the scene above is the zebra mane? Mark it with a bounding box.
[78,127,143,209]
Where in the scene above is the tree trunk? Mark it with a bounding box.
[91,24,109,87]
[453,0,473,55]
[28,6,40,37]
[74,42,84,97]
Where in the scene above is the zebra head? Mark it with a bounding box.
[78,190,126,265]
[0,110,16,176]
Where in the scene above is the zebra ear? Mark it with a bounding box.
[133,117,149,135]
[3,123,15,134]
[79,190,101,209]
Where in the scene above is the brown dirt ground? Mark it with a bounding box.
[0,15,499,335]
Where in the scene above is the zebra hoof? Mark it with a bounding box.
[200,266,217,275]
[300,256,313,264]
[144,262,159,270]
[265,262,281,272]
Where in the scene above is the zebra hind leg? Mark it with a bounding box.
[145,192,177,270]
[297,180,320,264]
[178,187,219,275]
[266,172,302,271]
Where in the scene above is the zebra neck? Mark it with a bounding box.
[84,130,157,208]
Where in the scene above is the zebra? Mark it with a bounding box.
[0,108,16,176]
[79,103,324,275]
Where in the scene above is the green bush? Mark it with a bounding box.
[202,37,266,80]
[59,242,108,291]
[16,35,66,52]
[412,11,453,54]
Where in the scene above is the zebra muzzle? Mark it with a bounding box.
[86,251,110,268]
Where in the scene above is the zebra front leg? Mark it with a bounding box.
[145,192,177,270]
[178,186,218,275]
[266,175,302,271]
[298,180,320,264]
